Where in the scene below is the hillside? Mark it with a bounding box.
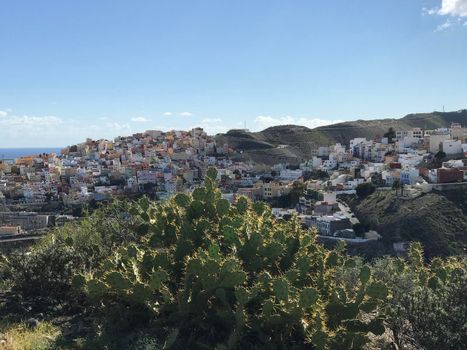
[315,110,467,145]
[348,189,467,257]
[215,110,467,165]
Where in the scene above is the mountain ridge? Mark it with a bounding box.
[215,110,467,165]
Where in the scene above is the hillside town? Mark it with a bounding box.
[1,122,466,242]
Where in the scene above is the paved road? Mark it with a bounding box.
[337,201,360,225]
[0,235,42,243]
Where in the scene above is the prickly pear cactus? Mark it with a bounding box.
[80,167,387,349]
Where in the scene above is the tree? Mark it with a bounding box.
[288,180,305,206]
[383,127,396,143]
[353,223,369,237]
[356,182,376,198]
[434,151,446,160]
[312,170,329,180]
[431,151,447,169]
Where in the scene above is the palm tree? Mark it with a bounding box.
[392,179,401,196]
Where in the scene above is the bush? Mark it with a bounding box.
[0,321,60,350]
[76,168,388,349]
[2,200,138,302]
[372,243,467,349]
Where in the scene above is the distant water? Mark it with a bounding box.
[0,148,62,160]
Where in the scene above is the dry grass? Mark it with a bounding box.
[0,321,60,350]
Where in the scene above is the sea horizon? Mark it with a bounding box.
[0,147,63,160]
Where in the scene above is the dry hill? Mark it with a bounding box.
[215,110,467,165]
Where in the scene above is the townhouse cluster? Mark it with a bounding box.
[310,122,467,188]
[242,122,467,239]
[1,120,466,238]
[0,128,231,209]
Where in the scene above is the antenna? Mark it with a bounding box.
[443,105,445,112]
[244,120,247,130]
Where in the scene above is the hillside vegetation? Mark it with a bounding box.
[215,110,467,165]
[349,189,467,257]
[0,169,465,349]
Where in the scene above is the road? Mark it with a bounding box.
[337,200,360,225]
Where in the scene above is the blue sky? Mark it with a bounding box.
[1,0,466,147]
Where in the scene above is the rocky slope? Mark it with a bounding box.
[348,189,467,257]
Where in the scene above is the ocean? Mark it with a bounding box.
[0,148,63,160]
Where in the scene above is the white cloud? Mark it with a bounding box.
[254,115,343,131]
[1,115,63,126]
[438,0,467,17]
[197,118,225,134]
[436,19,454,31]
[0,110,7,117]
[425,1,467,31]
[422,7,438,15]
[0,112,136,147]
[130,116,151,123]
[201,118,222,123]
[179,112,193,117]
[104,122,131,132]
[162,112,173,116]
[204,125,228,134]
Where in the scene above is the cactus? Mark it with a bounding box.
[105,271,132,291]
[311,330,328,349]
[235,287,249,305]
[86,279,107,301]
[71,274,86,290]
[262,299,274,318]
[220,270,246,288]
[272,278,289,301]
[326,251,339,268]
[236,197,248,214]
[174,193,191,208]
[299,287,318,309]
[261,242,284,260]
[77,170,388,349]
[359,265,371,285]
[216,198,230,217]
[366,281,388,300]
[149,269,169,290]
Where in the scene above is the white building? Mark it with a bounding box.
[318,147,330,157]
[279,169,303,181]
[322,159,337,171]
[442,140,462,155]
[428,133,450,154]
[322,192,336,204]
[312,156,322,169]
[271,208,296,219]
[398,153,423,168]
[400,168,420,185]
[382,170,401,186]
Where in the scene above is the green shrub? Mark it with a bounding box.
[372,243,467,349]
[2,200,138,302]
